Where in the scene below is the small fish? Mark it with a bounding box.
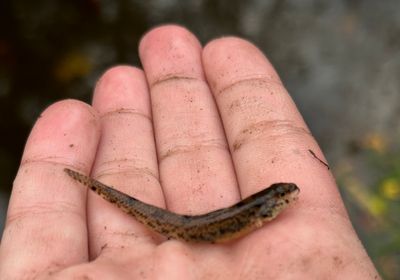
[64,168,299,243]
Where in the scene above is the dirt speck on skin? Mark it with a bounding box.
[72,275,92,280]
[42,262,64,277]
[101,243,108,251]
[332,255,343,267]
[231,122,265,152]
[232,141,242,152]
[300,254,313,269]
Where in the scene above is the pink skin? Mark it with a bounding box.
[0,25,379,279]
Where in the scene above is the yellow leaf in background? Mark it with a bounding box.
[363,133,387,153]
[54,52,92,83]
[344,177,383,217]
[368,195,387,216]
[380,178,400,200]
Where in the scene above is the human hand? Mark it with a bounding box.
[0,25,380,279]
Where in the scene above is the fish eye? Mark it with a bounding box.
[274,185,289,197]
[275,190,287,198]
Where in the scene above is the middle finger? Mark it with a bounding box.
[139,26,240,215]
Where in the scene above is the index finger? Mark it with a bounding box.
[202,38,346,214]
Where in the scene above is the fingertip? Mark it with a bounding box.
[139,24,201,56]
[22,99,100,169]
[203,36,265,61]
[93,65,151,118]
[203,36,251,54]
[138,24,204,85]
[96,65,144,89]
[203,37,281,94]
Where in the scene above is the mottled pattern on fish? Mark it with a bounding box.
[64,168,299,243]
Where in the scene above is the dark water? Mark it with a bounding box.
[1,1,399,278]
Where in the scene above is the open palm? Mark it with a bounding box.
[0,25,379,279]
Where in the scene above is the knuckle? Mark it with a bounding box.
[232,120,311,152]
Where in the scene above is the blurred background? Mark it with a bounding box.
[0,0,399,278]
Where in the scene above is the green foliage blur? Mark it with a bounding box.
[338,134,400,279]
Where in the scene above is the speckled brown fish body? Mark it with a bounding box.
[64,168,299,243]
